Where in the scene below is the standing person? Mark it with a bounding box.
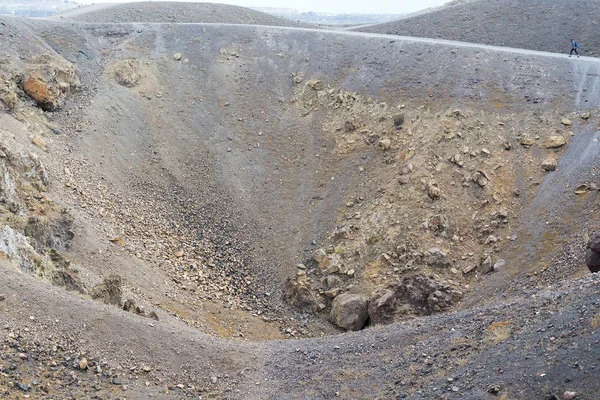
[569,39,580,58]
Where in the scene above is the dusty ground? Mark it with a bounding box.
[0,2,599,398]
[352,0,600,57]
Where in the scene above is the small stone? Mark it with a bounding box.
[173,53,182,61]
[398,175,410,185]
[0,295,5,302]
[346,269,355,277]
[481,256,493,274]
[545,135,566,148]
[378,138,391,150]
[561,118,572,126]
[503,141,512,150]
[79,358,88,370]
[581,112,591,120]
[211,376,218,384]
[393,114,404,129]
[32,135,47,148]
[493,259,506,272]
[542,158,557,171]
[296,263,306,270]
[400,163,413,175]
[18,353,28,360]
[487,384,501,394]
[563,391,578,400]
[518,137,534,147]
[427,182,441,199]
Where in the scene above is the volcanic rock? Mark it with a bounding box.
[330,294,368,331]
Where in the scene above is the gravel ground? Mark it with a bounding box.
[352,0,600,57]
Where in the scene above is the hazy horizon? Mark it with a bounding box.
[74,0,452,15]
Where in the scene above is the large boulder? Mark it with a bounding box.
[585,248,600,273]
[330,294,368,331]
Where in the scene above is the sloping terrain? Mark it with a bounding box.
[352,0,600,57]
[51,1,314,27]
[0,2,599,399]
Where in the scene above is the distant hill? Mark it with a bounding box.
[351,0,600,57]
[252,7,402,26]
[51,1,315,27]
[0,0,79,17]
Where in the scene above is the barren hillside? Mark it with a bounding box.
[0,2,599,399]
[352,0,600,57]
[51,1,315,27]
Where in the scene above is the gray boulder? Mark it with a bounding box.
[330,294,368,331]
[588,232,600,254]
[585,248,600,273]
[367,289,397,325]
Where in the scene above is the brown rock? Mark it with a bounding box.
[113,59,142,87]
[91,275,123,306]
[31,135,47,149]
[518,137,534,148]
[330,294,368,331]
[24,77,61,111]
[378,138,391,150]
[22,60,80,111]
[545,136,566,148]
[427,182,441,199]
[283,272,321,313]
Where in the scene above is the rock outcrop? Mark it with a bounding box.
[22,55,80,111]
[368,274,462,325]
[283,272,323,313]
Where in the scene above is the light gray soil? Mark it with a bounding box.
[351,0,600,57]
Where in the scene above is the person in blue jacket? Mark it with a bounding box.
[569,39,580,58]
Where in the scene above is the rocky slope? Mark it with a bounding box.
[0,3,599,398]
[351,0,600,57]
